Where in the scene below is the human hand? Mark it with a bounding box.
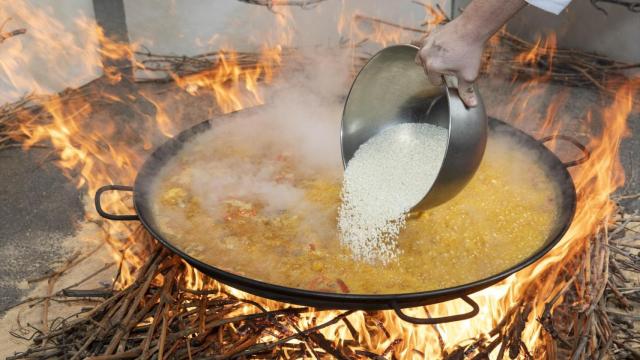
[415,20,484,107]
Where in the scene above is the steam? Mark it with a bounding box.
[159,48,352,237]
[235,48,350,174]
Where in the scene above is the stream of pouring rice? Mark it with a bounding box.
[338,122,448,264]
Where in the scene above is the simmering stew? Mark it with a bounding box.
[150,122,560,295]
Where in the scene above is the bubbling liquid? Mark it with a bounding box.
[150,124,560,295]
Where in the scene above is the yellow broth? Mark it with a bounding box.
[150,128,560,294]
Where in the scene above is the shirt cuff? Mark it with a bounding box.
[525,0,571,14]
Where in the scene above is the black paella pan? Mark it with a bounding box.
[95,108,588,325]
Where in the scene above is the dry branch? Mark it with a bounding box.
[0,18,26,44]
[237,0,327,8]
[7,244,361,359]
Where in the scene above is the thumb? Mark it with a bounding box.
[427,70,444,87]
[456,78,478,108]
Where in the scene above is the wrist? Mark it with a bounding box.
[453,0,527,44]
[449,15,490,46]
[450,15,490,47]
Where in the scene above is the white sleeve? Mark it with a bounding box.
[526,0,571,14]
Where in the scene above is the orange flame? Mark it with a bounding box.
[2,2,293,286]
[1,2,638,358]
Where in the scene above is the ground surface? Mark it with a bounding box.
[619,116,640,209]
[0,75,638,317]
[0,148,83,309]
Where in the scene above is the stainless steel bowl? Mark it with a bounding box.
[341,44,488,210]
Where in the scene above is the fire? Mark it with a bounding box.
[2,2,292,286]
[515,33,557,74]
[172,48,281,114]
[0,4,101,101]
[171,4,292,114]
[1,2,638,359]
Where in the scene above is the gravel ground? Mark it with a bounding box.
[0,148,82,309]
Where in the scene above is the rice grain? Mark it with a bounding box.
[338,122,447,264]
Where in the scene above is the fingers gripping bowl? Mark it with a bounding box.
[341,44,488,211]
[95,106,588,325]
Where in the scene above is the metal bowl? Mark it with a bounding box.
[341,44,488,210]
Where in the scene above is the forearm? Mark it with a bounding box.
[454,0,527,43]
[415,0,527,107]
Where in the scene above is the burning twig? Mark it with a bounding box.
[237,0,328,9]
[496,304,532,359]
[0,18,27,44]
[133,47,297,83]
[538,278,574,348]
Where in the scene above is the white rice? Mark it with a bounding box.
[338,122,448,264]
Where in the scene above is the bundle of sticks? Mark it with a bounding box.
[134,48,299,83]
[5,237,385,359]
[129,6,640,103]
[6,206,639,359]
[484,30,640,100]
[0,17,26,44]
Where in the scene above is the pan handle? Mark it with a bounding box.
[390,295,480,325]
[95,185,139,221]
[539,134,590,168]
